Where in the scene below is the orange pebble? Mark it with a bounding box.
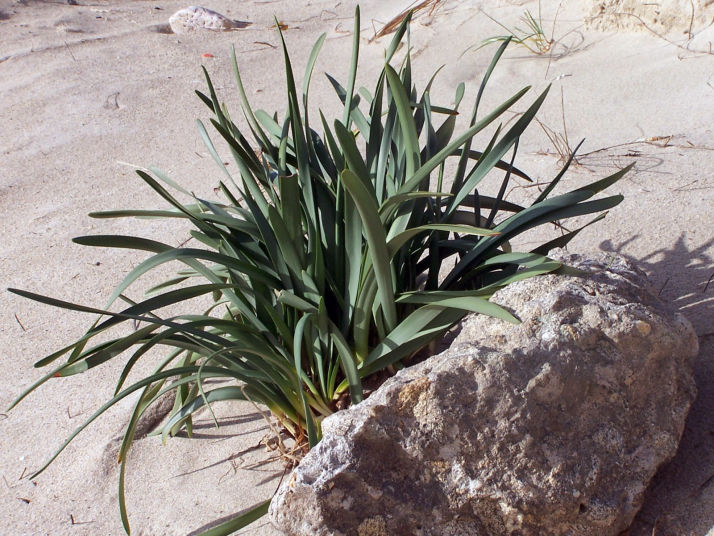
[202,53,214,58]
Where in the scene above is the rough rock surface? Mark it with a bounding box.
[168,6,235,34]
[270,251,698,536]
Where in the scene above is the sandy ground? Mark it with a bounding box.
[1,0,713,534]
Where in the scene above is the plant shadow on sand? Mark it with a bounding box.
[187,507,274,536]
[600,235,714,535]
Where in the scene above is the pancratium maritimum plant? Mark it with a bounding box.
[9,7,629,534]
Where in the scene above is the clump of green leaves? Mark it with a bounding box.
[8,7,629,535]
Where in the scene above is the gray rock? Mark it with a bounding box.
[269,251,698,536]
[168,6,236,34]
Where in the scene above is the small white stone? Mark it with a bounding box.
[169,6,235,34]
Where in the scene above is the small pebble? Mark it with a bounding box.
[169,6,235,34]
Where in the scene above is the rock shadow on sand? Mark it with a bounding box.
[600,234,714,535]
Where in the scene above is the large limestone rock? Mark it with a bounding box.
[270,251,698,536]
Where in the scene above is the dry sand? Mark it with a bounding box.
[1,1,713,534]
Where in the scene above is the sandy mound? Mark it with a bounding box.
[587,0,714,36]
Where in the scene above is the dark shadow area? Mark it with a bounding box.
[174,425,267,440]
[185,412,264,431]
[600,235,714,535]
[256,468,286,487]
[148,23,172,34]
[174,412,267,440]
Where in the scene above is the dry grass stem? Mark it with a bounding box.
[370,0,442,41]
[535,87,576,165]
[241,386,308,466]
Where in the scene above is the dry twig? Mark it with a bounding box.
[370,0,441,41]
